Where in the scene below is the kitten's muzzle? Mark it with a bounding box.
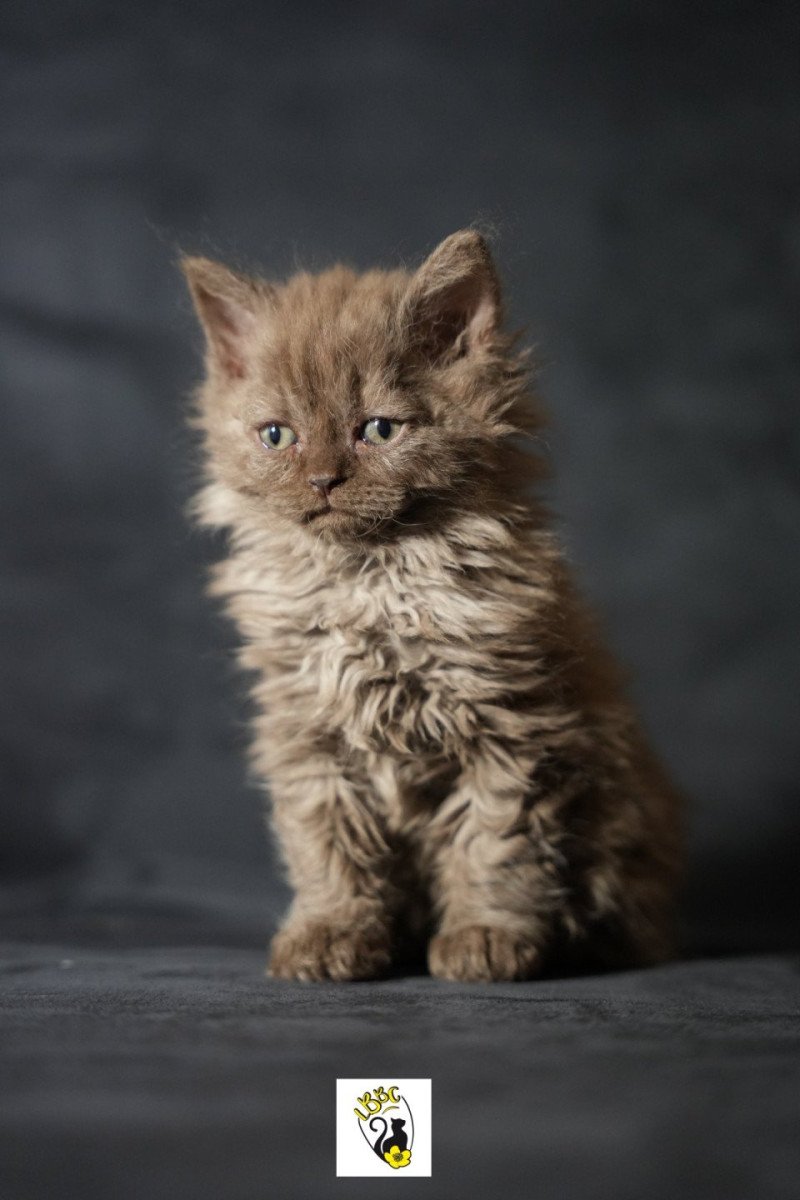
[308,474,345,500]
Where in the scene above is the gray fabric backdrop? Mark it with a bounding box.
[1,0,798,950]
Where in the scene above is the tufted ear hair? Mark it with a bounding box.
[181,256,273,380]
[402,230,502,363]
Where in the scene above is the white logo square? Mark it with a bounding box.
[336,1078,432,1177]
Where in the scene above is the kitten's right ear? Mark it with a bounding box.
[180,256,272,380]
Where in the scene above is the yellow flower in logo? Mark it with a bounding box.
[384,1145,412,1169]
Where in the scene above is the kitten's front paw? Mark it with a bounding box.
[268,919,392,982]
[428,926,541,982]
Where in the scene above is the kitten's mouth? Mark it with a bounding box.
[305,503,343,522]
[302,502,390,533]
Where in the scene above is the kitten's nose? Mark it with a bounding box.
[308,474,344,497]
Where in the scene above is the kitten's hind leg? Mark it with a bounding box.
[265,748,399,982]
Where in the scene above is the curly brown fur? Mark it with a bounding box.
[181,230,683,983]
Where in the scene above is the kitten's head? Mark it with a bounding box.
[182,231,538,541]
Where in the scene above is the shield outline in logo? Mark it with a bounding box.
[357,1089,414,1166]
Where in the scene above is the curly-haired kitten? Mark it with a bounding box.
[181,230,682,982]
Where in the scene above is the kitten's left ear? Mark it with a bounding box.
[402,230,502,363]
[181,256,272,380]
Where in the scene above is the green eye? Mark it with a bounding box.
[361,417,402,445]
[258,423,297,450]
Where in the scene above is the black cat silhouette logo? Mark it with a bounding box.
[354,1085,414,1169]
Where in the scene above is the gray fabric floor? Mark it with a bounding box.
[1,916,798,1200]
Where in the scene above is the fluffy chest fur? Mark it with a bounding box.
[214,508,556,763]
